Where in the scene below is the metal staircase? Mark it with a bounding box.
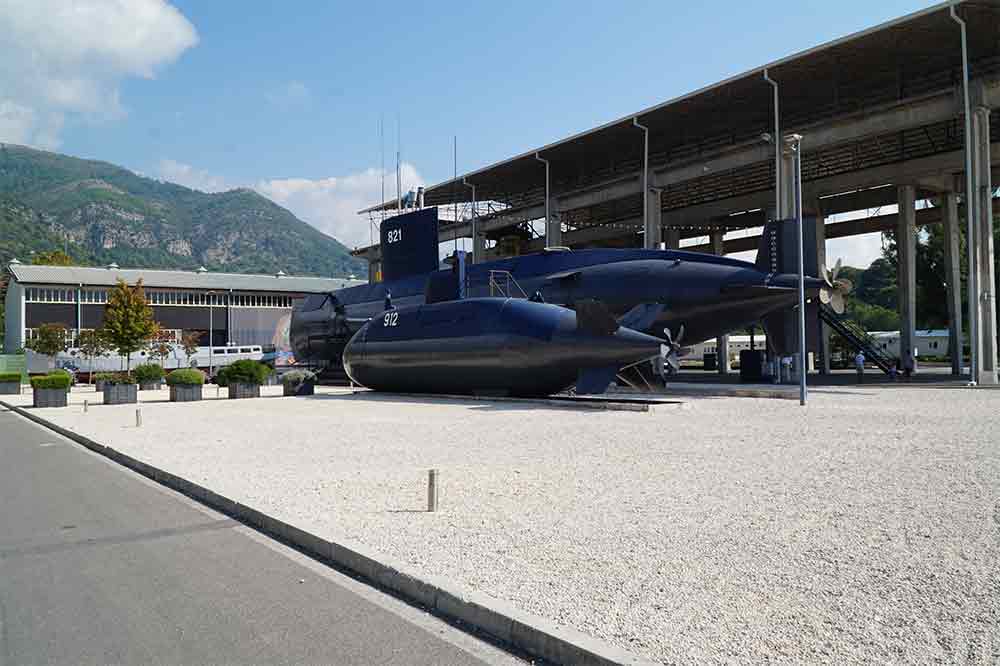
[818,304,895,374]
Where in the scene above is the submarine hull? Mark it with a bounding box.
[343,298,662,397]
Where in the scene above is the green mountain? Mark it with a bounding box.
[0,144,365,277]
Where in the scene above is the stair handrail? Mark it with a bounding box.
[488,270,528,299]
[819,304,895,373]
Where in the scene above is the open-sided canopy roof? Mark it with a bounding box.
[360,1,1000,218]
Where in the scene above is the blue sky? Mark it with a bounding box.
[0,0,937,262]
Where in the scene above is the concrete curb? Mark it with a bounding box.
[2,400,658,666]
[351,390,656,412]
[613,383,799,400]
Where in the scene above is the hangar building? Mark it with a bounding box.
[3,261,360,354]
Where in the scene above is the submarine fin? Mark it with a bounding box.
[546,269,582,284]
[761,311,791,356]
[575,299,619,336]
[574,366,618,395]
[756,220,781,273]
[618,303,665,332]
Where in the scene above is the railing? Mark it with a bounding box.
[487,270,528,299]
[819,304,895,374]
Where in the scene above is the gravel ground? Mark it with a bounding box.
[7,384,999,664]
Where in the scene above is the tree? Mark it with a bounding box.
[31,250,74,266]
[181,331,202,367]
[77,328,112,368]
[25,322,69,365]
[148,327,174,366]
[102,278,157,374]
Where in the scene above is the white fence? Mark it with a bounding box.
[28,345,264,375]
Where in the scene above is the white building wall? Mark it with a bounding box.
[3,281,25,354]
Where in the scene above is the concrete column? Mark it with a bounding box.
[710,230,731,374]
[779,148,796,219]
[546,197,562,247]
[897,185,917,369]
[972,107,998,384]
[644,188,663,249]
[472,233,485,263]
[664,227,681,250]
[942,192,964,375]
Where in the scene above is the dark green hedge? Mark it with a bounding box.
[0,372,22,383]
[281,369,316,388]
[133,363,165,383]
[216,360,271,386]
[166,368,205,386]
[51,368,75,385]
[30,374,72,390]
[103,372,135,385]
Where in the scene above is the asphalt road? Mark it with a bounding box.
[0,408,521,665]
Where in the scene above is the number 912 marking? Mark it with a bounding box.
[383,311,399,327]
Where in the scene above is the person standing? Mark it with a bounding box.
[855,350,866,384]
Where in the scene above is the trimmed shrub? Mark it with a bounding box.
[93,372,116,383]
[30,374,72,390]
[103,372,136,385]
[166,368,205,386]
[51,368,76,385]
[217,360,271,386]
[133,363,165,383]
[281,369,316,389]
[0,372,22,383]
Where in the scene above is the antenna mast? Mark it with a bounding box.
[380,115,385,225]
[396,114,401,213]
[453,135,458,253]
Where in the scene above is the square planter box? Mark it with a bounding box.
[104,383,138,405]
[94,380,106,392]
[33,388,68,408]
[283,381,315,397]
[0,381,22,395]
[228,383,260,399]
[169,384,203,402]
[139,380,163,391]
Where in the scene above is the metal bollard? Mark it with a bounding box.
[136,409,141,428]
[427,469,439,512]
[83,399,88,413]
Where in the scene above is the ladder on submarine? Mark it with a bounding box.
[818,303,895,374]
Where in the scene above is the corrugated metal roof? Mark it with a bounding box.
[7,263,364,293]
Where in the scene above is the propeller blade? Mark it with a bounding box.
[675,324,685,346]
[665,351,681,374]
[832,258,843,282]
[819,288,832,305]
[662,327,673,346]
[831,291,846,314]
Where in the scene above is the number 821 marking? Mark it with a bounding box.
[383,311,399,327]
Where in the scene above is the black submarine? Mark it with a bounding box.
[292,207,850,374]
[342,297,664,396]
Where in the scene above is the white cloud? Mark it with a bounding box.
[255,164,424,249]
[0,0,197,148]
[826,233,885,269]
[267,80,311,109]
[157,159,233,193]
